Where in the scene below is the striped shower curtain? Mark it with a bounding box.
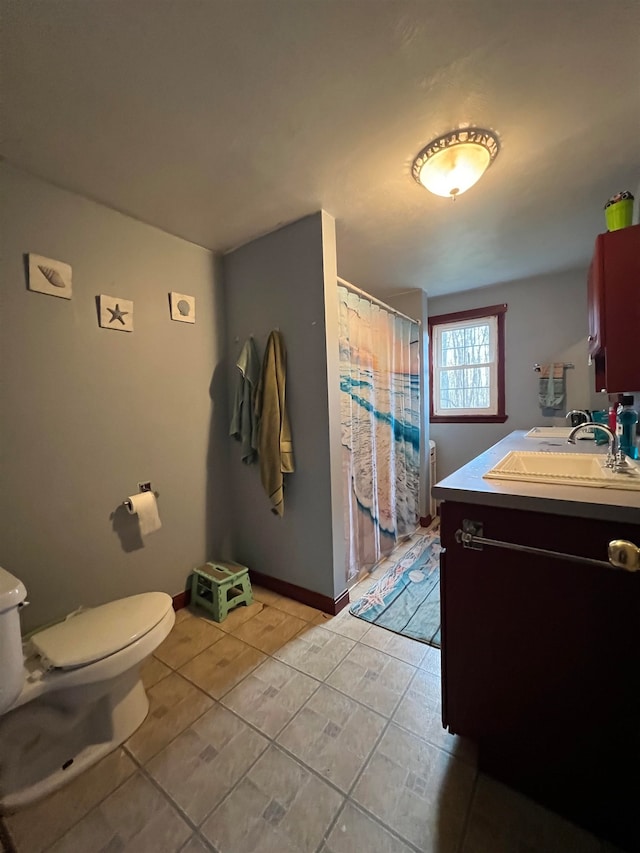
[338,284,420,585]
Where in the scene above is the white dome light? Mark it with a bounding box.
[412,128,499,199]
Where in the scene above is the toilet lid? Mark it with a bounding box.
[30,592,173,669]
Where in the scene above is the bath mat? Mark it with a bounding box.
[349,525,441,648]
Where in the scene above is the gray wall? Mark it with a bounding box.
[429,269,597,481]
[223,212,346,601]
[0,164,229,632]
[384,289,430,518]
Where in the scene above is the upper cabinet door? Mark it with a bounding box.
[588,224,640,393]
[587,236,604,357]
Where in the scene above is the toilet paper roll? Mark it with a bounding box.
[126,491,162,536]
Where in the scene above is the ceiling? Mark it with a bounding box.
[2,1,639,297]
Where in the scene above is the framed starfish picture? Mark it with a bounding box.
[99,294,134,332]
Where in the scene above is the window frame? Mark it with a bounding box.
[428,303,508,424]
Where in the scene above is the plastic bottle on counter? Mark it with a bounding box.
[591,410,610,445]
[617,395,639,460]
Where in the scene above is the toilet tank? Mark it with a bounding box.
[0,568,27,715]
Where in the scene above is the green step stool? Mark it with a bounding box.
[191,560,253,623]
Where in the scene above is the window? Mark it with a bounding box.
[429,304,507,423]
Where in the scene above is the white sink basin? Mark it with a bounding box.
[524,426,594,439]
[484,451,640,490]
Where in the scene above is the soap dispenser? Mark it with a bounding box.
[617,395,639,460]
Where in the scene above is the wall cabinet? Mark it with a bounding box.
[587,223,640,393]
[440,499,640,849]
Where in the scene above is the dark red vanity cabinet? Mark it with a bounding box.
[440,500,640,849]
[587,223,640,393]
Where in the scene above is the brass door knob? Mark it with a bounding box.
[608,540,640,572]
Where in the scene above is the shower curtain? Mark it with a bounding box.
[338,284,420,585]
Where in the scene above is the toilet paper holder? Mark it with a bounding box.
[123,482,153,511]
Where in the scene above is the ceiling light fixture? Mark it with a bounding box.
[412,128,499,200]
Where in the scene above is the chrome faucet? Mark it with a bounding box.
[565,409,591,425]
[567,422,629,471]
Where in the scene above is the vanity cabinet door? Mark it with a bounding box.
[440,500,640,739]
[440,500,640,847]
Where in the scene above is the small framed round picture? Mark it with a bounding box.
[170,292,196,324]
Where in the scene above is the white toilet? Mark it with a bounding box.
[0,566,175,812]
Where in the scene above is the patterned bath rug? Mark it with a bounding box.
[349,525,441,648]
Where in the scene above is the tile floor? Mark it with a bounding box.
[1,545,620,853]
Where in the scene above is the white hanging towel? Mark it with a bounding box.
[538,363,566,410]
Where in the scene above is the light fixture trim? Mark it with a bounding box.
[412,127,500,198]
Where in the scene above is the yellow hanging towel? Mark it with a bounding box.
[255,330,294,516]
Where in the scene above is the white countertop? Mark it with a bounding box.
[432,430,640,524]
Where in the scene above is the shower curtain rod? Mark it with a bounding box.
[337,276,421,326]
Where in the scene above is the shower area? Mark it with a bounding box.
[338,278,421,587]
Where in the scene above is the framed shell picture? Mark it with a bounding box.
[170,292,195,324]
[28,254,72,299]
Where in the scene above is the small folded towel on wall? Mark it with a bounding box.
[230,337,260,464]
[255,330,294,516]
[538,362,566,411]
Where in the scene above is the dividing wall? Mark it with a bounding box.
[223,211,346,607]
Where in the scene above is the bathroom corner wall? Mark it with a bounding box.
[0,163,230,633]
[428,268,593,481]
[223,211,346,603]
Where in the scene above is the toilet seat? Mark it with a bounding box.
[0,586,175,812]
[30,592,173,670]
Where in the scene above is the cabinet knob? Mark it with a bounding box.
[608,540,640,572]
[587,334,594,342]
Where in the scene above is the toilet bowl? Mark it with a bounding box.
[0,567,175,812]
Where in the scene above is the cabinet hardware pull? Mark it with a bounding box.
[455,522,640,573]
[608,540,640,571]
